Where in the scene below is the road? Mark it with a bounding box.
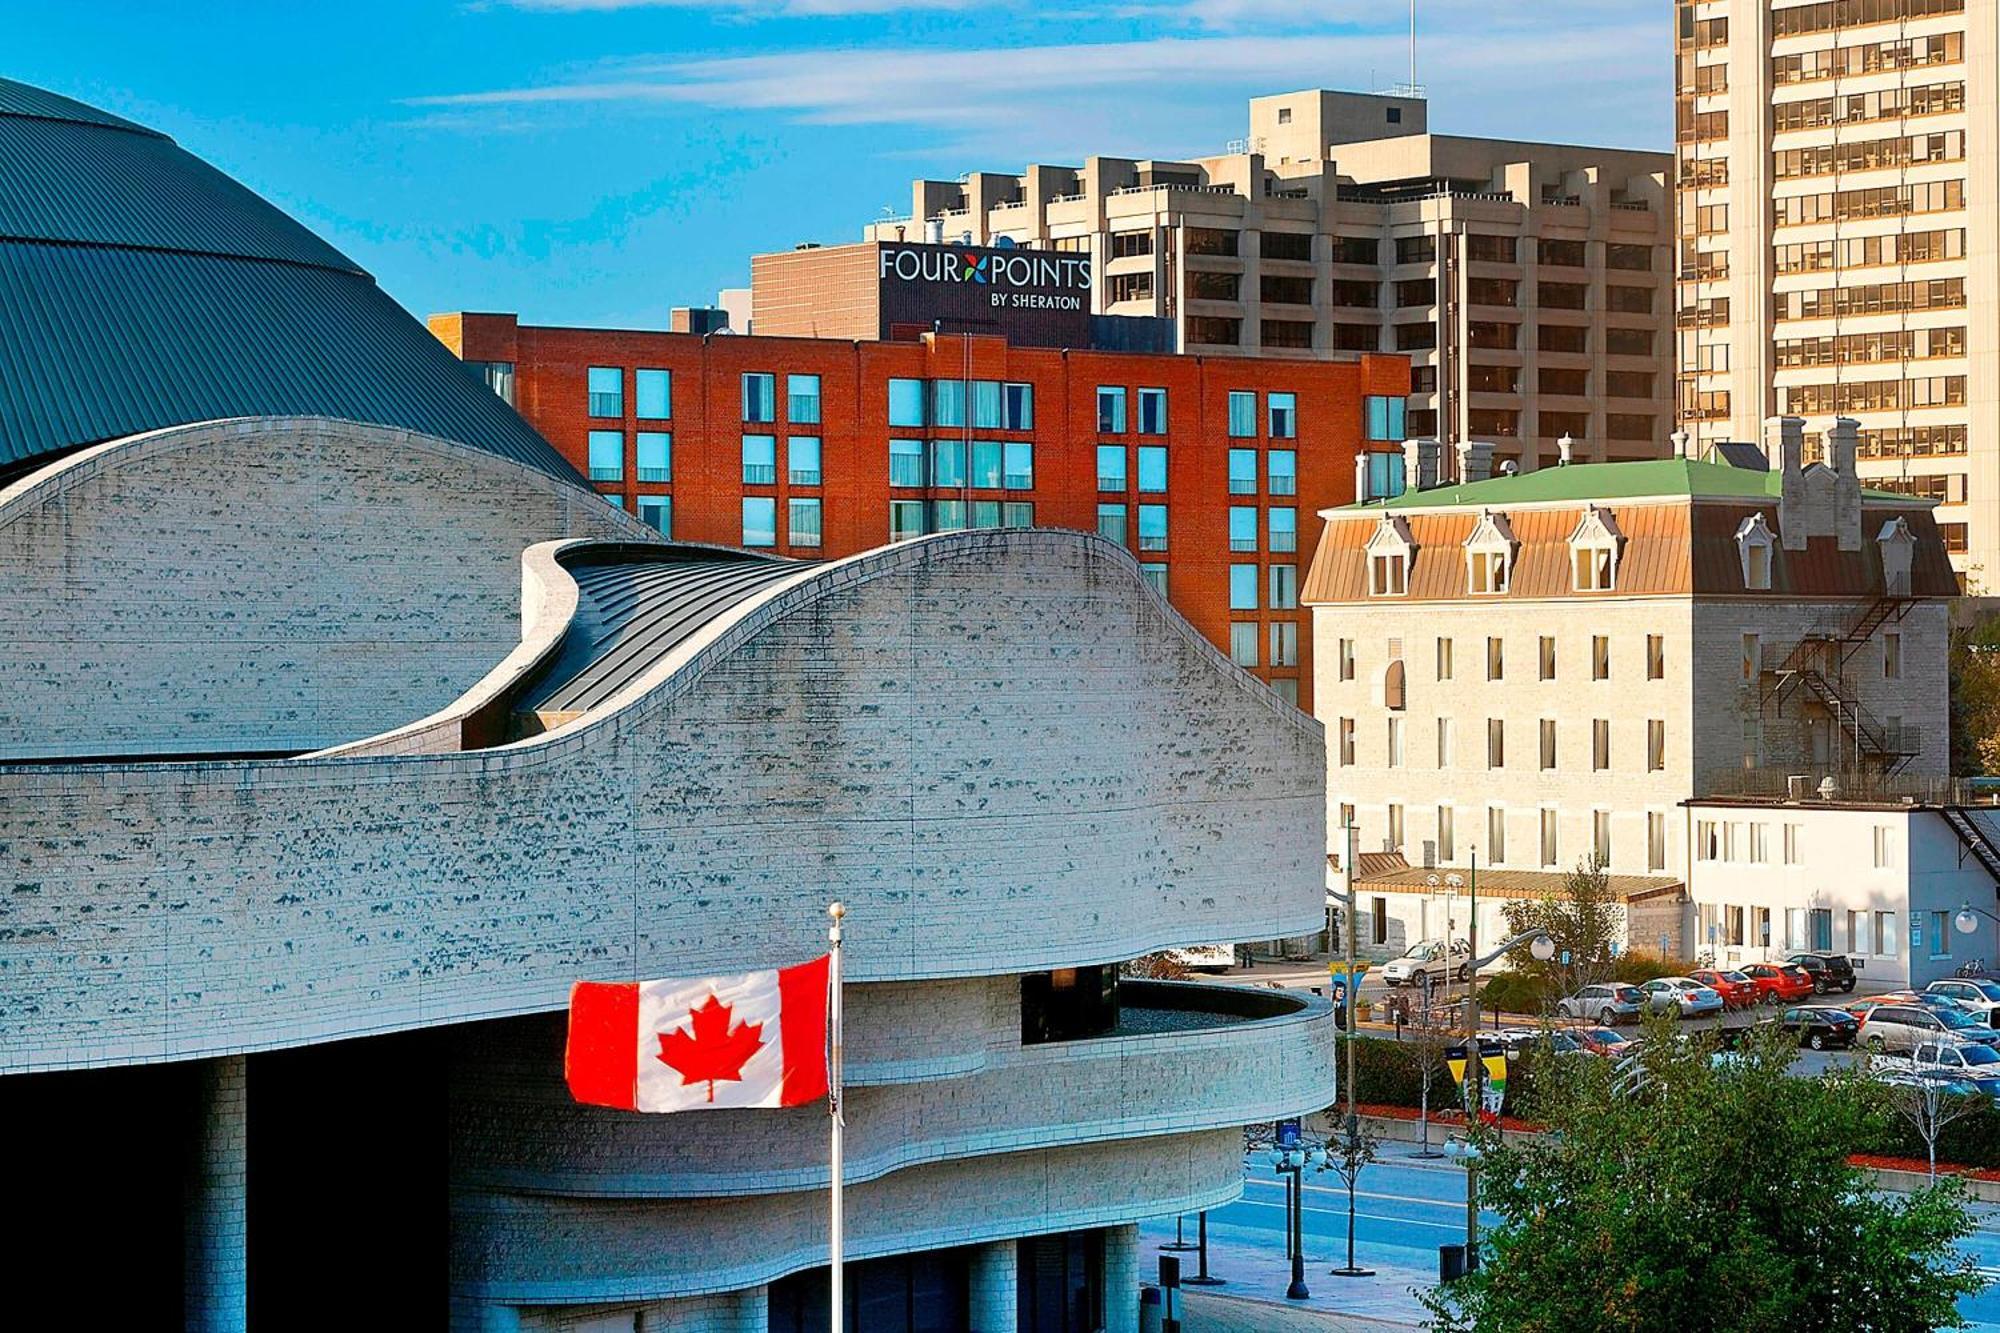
[1210,1151,2000,1328]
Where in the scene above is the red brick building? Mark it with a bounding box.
[432,311,1409,707]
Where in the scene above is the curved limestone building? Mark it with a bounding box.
[0,79,1335,1333]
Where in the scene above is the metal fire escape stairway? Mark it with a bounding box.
[1941,808,2000,890]
[1763,595,1918,772]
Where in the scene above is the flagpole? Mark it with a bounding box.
[828,902,846,1333]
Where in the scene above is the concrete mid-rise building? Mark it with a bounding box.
[1303,417,1958,956]
[0,77,1340,1333]
[432,311,1411,708]
[1673,0,1993,581]
[859,89,1674,475]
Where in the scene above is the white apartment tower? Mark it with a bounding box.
[1674,0,1993,582]
[867,90,1674,474]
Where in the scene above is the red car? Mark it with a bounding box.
[1741,963,1814,1004]
[1690,968,1759,1010]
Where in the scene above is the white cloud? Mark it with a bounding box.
[492,0,975,14]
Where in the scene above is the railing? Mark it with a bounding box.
[1700,767,1989,805]
[1611,200,1654,212]
[1108,182,1238,197]
[990,199,1026,211]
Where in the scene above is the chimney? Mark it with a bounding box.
[1829,416,1862,551]
[1354,452,1371,501]
[1768,416,1808,551]
[1402,437,1443,491]
[1457,440,1495,484]
[1557,433,1575,466]
[1670,429,1691,460]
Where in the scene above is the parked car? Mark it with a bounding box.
[1785,951,1858,994]
[1573,1026,1633,1057]
[1925,978,2000,1023]
[1556,983,1646,1025]
[1776,1005,1860,1051]
[1741,963,1814,1004]
[1875,1067,1988,1101]
[1911,1040,2000,1097]
[1640,977,1725,1019]
[1380,938,1471,988]
[1689,968,1759,1010]
[1859,1003,2000,1054]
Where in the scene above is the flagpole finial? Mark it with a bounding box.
[828,902,845,921]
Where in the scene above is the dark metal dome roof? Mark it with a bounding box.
[0,77,584,486]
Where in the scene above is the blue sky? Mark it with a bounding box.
[5,1,1668,329]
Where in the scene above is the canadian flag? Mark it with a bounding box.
[566,956,830,1112]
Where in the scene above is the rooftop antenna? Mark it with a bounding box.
[1410,0,1417,92]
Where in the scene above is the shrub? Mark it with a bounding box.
[1347,1034,1453,1110]
[1607,951,1697,985]
[1480,971,1556,1017]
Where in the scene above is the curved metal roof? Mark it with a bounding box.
[515,546,804,717]
[0,77,583,485]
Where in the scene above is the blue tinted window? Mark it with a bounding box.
[888,379,925,428]
[635,368,670,419]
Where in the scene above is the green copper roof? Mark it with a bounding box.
[0,77,583,486]
[1350,456,1913,510]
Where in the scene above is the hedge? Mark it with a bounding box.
[1342,1034,1556,1118]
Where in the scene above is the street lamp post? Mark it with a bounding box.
[1457,918,1556,1267]
[1953,903,2000,973]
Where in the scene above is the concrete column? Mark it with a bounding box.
[184,1054,247,1333]
[1102,1223,1140,1333]
[968,1238,1019,1333]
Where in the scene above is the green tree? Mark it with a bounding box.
[1950,610,2000,776]
[1497,856,1622,1002]
[1423,1022,1986,1333]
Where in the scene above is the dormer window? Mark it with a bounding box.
[1463,509,1515,596]
[1736,513,1776,591]
[1366,514,1416,597]
[1569,505,1622,592]
[1877,516,1915,597]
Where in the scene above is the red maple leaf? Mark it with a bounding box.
[657,994,765,1102]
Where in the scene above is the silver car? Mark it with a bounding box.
[1556,983,1646,1025]
[1640,977,1724,1019]
[1859,1003,2000,1054]
[1924,978,2000,1023]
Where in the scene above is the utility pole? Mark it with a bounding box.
[1463,847,1480,1265]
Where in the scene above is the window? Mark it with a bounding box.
[889,499,925,542]
[1270,621,1299,667]
[1648,812,1667,871]
[1229,564,1259,610]
[1487,637,1505,680]
[1003,442,1034,490]
[1750,823,1769,864]
[1098,387,1127,433]
[1932,911,1951,959]
[1436,637,1454,680]
[1540,719,1558,770]
[1229,507,1258,552]
[1003,382,1033,430]
[1338,717,1356,765]
[1878,912,1898,958]
[1437,717,1454,767]
[636,431,671,483]
[1228,391,1257,437]
[1230,623,1260,667]
[1096,504,1128,545]
[1271,677,1299,707]
[1468,547,1509,594]
[1541,809,1560,867]
[1365,396,1408,442]
[788,498,823,548]
[888,378,925,428]
[1267,450,1297,496]
[930,439,966,488]
[784,373,820,425]
[1436,806,1455,861]
[741,435,777,485]
[1487,718,1505,769]
[1873,824,1896,869]
[587,366,622,418]
[1647,719,1665,771]
[637,494,670,535]
[1137,446,1167,493]
[742,373,776,423]
[1783,823,1800,865]
[1338,639,1356,681]
[1370,552,1407,596]
[1538,636,1556,681]
[1137,504,1168,551]
[742,496,777,547]
[1741,633,1759,682]
[1488,806,1507,864]
[635,368,670,419]
[587,430,623,482]
[1268,508,1297,553]
[1884,632,1903,679]
[933,499,966,532]
[970,440,1002,489]
[1592,719,1610,770]
[1096,445,1127,492]
[788,437,822,486]
[890,438,924,487]
[1592,635,1610,680]
[1270,564,1298,609]
[1386,804,1405,850]
[970,381,1002,429]
[1224,448,1259,496]
[1137,388,1168,434]
[1737,514,1775,589]
[1268,392,1297,439]
[1647,634,1664,680]
[1140,563,1167,596]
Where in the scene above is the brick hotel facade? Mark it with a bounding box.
[432,311,1411,707]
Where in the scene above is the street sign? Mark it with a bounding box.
[1276,1117,1301,1149]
